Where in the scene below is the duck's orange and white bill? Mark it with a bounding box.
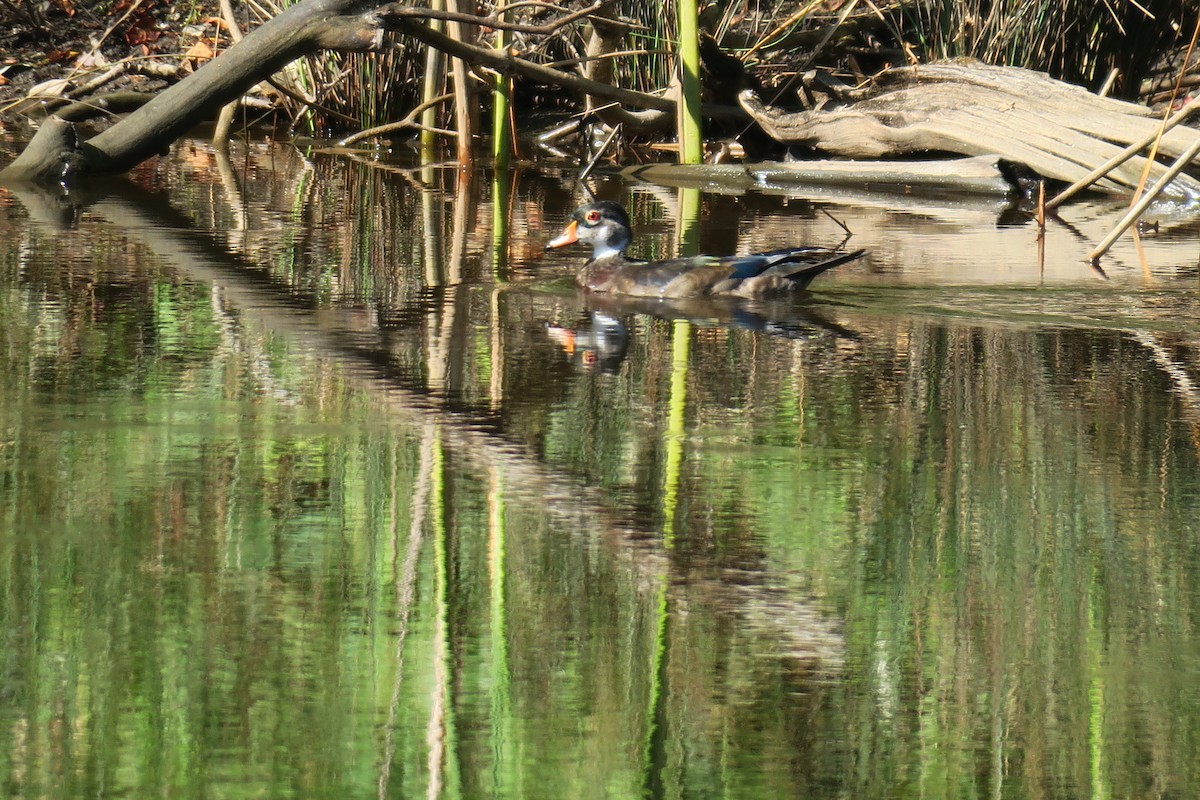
[545,220,579,249]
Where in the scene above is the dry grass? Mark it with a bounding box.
[893,0,1191,98]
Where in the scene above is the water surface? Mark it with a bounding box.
[2,141,1199,798]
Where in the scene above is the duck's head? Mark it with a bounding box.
[545,201,633,261]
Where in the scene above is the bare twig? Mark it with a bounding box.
[819,207,853,237]
[1035,180,1045,230]
[338,93,457,145]
[71,64,130,97]
[578,123,621,183]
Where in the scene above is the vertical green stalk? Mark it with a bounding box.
[641,579,671,798]
[492,16,512,168]
[676,187,701,256]
[675,0,703,165]
[489,285,505,408]
[1087,577,1111,800]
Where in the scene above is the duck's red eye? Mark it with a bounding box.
[585,210,601,223]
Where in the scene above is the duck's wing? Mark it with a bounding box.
[596,248,865,298]
[608,256,736,298]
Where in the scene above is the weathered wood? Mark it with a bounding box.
[739,60,1200,201]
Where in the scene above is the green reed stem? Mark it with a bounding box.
[675,0,703,165]
[492,20,512,168]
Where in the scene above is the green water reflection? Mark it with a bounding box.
[1,146,1200,799]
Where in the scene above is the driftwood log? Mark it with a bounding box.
[739,60,1200,201]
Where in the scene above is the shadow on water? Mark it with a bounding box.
[3,140,1200,798]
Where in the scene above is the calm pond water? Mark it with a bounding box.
[2,139,1200,799]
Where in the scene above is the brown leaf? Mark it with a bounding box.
[185,39,215,62]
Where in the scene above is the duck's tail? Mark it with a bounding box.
[763,248,866,289]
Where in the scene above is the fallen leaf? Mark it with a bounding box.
[185,39,215,62]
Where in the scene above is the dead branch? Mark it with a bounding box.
[2,0,381,183]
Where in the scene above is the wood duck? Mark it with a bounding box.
[545,201,864,299]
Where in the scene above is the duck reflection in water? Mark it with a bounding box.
[546,297,861,373]
[545,312,629,373]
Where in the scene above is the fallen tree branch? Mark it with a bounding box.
[2,0,381,183]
